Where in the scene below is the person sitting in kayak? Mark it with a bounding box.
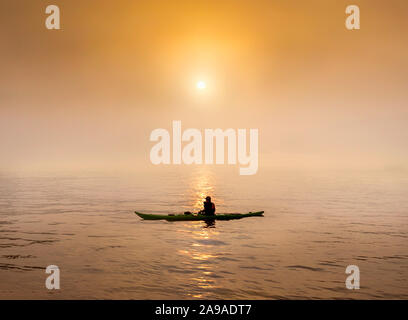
[200,196,216,216]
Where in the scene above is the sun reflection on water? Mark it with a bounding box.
[188,169,216,212]
[173,169,228,298]
[176,215,222,297]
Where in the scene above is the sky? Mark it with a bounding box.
[1,0,407,172]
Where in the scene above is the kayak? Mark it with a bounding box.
[135,211,264,221]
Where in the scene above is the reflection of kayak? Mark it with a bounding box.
[135,211,264,221]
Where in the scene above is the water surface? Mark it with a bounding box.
[0,167,407,299]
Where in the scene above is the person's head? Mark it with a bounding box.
[205,196,211,202]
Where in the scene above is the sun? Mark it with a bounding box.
[196,81,206,90]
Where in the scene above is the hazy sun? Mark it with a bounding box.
[196,81,206,90]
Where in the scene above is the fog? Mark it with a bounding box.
[1,0,407,173]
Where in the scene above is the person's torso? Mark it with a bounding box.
[204,201,214,214]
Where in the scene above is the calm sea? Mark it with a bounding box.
[0,166,407,299]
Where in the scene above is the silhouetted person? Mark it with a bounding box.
[201,196,215,216]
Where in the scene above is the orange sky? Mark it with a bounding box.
[1,0,407,172]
